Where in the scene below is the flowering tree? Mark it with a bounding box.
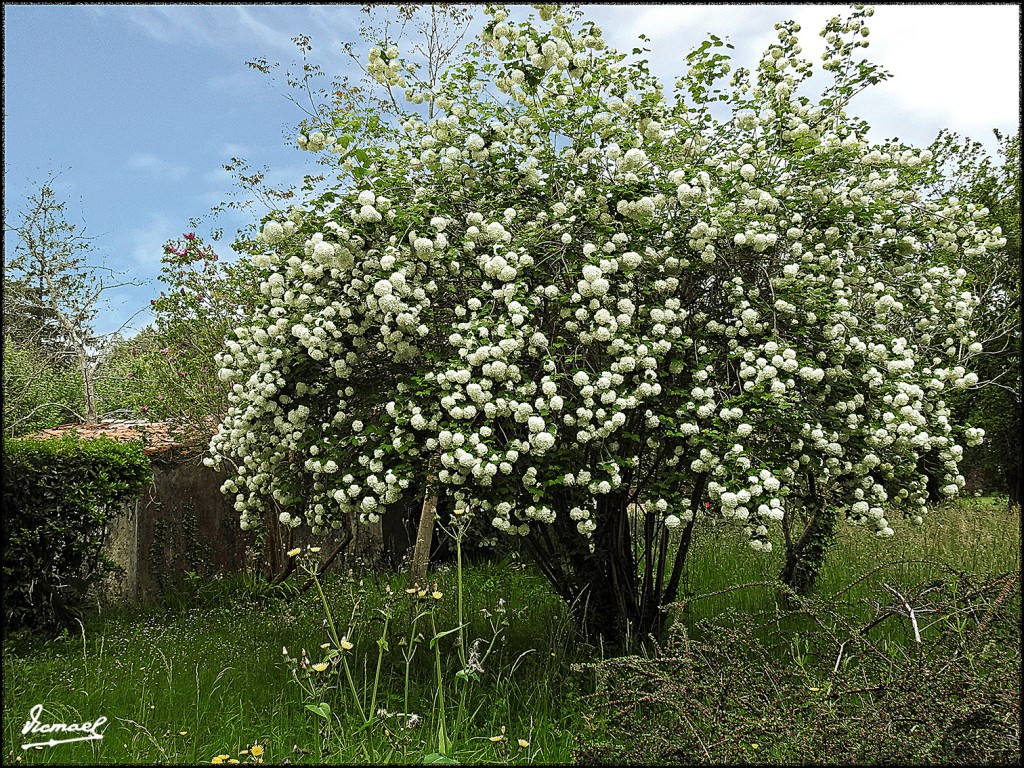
[144,233,262,427]
[206,5,1001,645]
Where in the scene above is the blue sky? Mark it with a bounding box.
[4,4,1019,338]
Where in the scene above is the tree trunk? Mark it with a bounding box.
[779,500,838,596]
[569,492,649,652]
[350,511,384,565]
[79,348,96,424]
[409,479,438,583]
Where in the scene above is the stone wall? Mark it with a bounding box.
[100,452,382,604]
[101,455,253,602]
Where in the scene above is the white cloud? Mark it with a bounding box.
[232,7,297,54]
[863,5,1020,138]
[128,152,189,182]
[126,212,179,268]
[589,4,1019,151]
[110,5,297,53]
[114,6,218,46]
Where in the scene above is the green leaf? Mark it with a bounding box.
[422,754,459,765]
[305,702,331,719]
[429,623,467,649]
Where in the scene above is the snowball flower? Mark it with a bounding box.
[532,432,556,451]
[262,221,285,243]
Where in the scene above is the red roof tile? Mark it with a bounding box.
[28,419,213,455]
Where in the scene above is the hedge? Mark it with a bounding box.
[3,433,152,632]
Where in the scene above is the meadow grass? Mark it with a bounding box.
[674,495,1021,647]
[2,496,1019,765]
[3,556,587,765]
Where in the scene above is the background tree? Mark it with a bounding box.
[142,233,262,431]
[2,341,84,436]
[3,177,140,432]
[926,128,1021,508]
[64,231,265,435]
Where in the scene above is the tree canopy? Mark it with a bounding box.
[204,5,1002,644]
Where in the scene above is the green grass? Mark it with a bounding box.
[674,495,1021,645]
[3,497,1019,765]
[3,557,586,765]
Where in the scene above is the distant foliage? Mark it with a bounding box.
[2,434,152,632]
[3,178,141,423]
[928,130,1021,503]
[2,336,85,436]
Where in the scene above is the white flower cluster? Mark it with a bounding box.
[205,4,993,557]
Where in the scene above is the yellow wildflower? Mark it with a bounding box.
[489,735,505,742]
[309,546,321,553]
[287,547,301,557]
[518,739,530,748]
[250,745,265,758]
[179,731,188,736]
[212,756,229,765]
[312,662,329,672]
[432,590,443,600]
[751,743,760,749]
[341,637,354,650]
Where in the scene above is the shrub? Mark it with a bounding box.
[575,571,1021,764]
[2,434,152,632]
[206,5,1001,647]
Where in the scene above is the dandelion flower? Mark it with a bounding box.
[341,638,354,650]
[490,735,506,742]
[212,756,229,765]
[250,745,265,758]
[432,590,443,600]
[311,663,329,672]
[287,547,302,557]
[518,739,530,748]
